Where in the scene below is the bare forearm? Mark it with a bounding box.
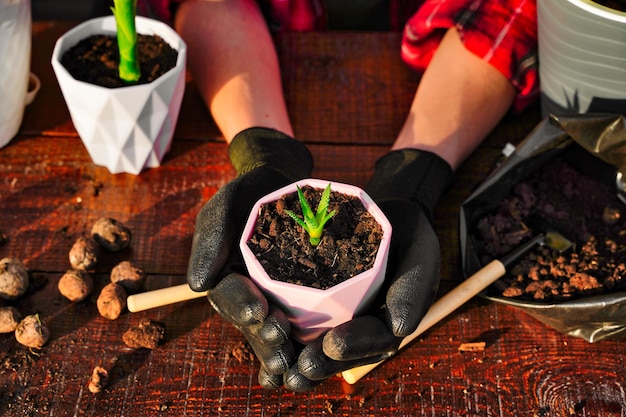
[175,0,293,142]
[393,28,515,170]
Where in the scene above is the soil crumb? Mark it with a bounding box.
[122,319,165,349]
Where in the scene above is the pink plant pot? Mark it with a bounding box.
[239,179,392,343]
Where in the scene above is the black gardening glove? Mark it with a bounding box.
[285,149,454,389]
[187,127,313,388]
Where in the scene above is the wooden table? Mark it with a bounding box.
[1,21,625,416]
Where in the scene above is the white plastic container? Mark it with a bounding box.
[0,0,39,149]
[538,0,626,116]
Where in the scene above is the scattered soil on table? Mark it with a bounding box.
[475,158,626,302]
[228,340,255,363]
[247,185,383,290]
[60,34,178,88]
[88,366,109,393]
[122,319,165,349]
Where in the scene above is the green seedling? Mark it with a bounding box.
[285,184,336,246]
[111,0,140,83]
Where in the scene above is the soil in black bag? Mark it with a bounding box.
[475,157,626,302]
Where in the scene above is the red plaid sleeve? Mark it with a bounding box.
[137,0,182,23]
[402,0,538,112]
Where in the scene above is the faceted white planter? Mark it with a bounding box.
[240,179,392,343]
[51,16,187,175]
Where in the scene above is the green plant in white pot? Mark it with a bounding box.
[51,0,187,175]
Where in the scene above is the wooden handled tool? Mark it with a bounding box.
[127,284,207,312]
[342,231,572,384]
[341,259,505,384]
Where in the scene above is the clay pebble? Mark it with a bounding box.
[0,306,22,333]
[91,217,132,252]
[97,283,127,320]
[58,269,94,302]
[69,236,99,270]
[15,314,50,348]
[110,261,146,293]
[0,257,29,300]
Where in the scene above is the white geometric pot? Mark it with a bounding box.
[538,0,626,116]
[240,179,392,344]
[51,16,186,175]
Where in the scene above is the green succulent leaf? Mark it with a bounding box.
[111,0,140,83]
[285,183,336,246]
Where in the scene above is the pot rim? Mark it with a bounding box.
[50,15,187,91]
[566,0,626,22]
[239,178,392,296]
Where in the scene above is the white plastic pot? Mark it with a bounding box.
[538,0,626,116]
[0,0,39,149]
[240,179,392,343]
[51,16,187,175]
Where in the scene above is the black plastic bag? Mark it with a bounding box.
[460,114,626,342]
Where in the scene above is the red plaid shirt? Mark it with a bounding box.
[402,0,538,112]
[140,0,538,111]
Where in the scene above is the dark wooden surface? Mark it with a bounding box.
[1,21,625,416]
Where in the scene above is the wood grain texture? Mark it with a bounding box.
[0,22,624,417]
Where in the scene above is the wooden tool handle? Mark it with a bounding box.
[127,284,208,312]
[341,259,506,384]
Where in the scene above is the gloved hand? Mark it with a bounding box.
[284,149,454,389]
[186,127,313,388]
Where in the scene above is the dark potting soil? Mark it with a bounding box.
[60,34,178,88]
[475,158,626,302]
[247,186,383,290]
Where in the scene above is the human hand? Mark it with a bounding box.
[186,127,313,387]
[284,149,454,388]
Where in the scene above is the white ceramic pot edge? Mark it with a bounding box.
[566,0,626,23]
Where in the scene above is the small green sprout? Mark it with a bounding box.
[285,183,336,246]
[111,0,140,83]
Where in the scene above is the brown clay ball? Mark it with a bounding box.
[15,314,50,348]
[91,217,132,252]
[0,257,29,300]
[97,283,127,320]
[58,269,94,302]
[110,261,146,293]
[0,306,23,333]
[69,236,100,270]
